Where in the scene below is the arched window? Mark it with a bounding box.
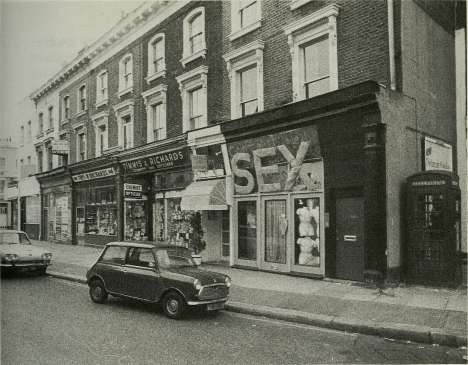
[147,34,165,82]
[181,7,206,67]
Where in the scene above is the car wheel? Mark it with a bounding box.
[162,292,185,319]
[89,279,108,304]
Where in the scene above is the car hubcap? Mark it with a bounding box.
[93,286,102,299]
[167,299,178,314]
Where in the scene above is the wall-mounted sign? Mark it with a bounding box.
[424,137,452,172]
[122,148,187,173]
[227,126,323,195]
[51,140,69,155]
[124,183,142,192]
[72,167,116,183]
[124,190,142,199]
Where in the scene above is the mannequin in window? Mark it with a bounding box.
[296,199,315,237]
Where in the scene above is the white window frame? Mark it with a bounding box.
[96,70,109,107]
[73,122,87,162]
[113,99,134,150]
[146,33,166,83]
[48,106,54,130]
[92,111,109,157]
[62,95,70,122]
[77,84,87,114]
[142,85,167,143]
[229,0,262,41]
[118,53,134,97]
[181,7,206,67]
[284,4,339,101]
[223,40,264,119]
[290,0,315,11]
[176,66,208,132]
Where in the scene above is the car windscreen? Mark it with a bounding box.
[0,232,31,245]
[155,248,196,269]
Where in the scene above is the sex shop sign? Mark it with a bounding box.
[225,125,324,194]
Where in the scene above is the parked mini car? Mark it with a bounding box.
[86,242,231,319]
[0,230,52,275]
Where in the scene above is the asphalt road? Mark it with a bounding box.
[1,274,466,365]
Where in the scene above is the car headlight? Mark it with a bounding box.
[4,254,18,261]
[193,279,202,291]
[225,276,231,288]
[42,253,52,260]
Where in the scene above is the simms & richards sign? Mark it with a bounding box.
[122,148,188,173]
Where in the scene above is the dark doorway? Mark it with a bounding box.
[20,197,26,232]
[335,197,365,281]
[42,209,48,241]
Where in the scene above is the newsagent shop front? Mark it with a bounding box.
[222,85,387,281]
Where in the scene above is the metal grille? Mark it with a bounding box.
[198,285,228,300]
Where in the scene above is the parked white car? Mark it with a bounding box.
[0,230,52,275]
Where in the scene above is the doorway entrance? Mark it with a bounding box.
[335,197,365,281]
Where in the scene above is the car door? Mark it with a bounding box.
[97,246,128,294]
[122,248,163,302]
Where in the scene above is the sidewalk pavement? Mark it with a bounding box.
[34,240,467,348]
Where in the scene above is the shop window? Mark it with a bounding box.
[237,200,257,260]
[155,198,166,242]
[125,201,148,241]
[230,0,262,41]
[294,197,320,266]
[181,7,206,67]
[284,4,339,101]
[83,187,117,236]
[176,66,208,132]
[264,200,287,264]
[223,40,264,119]
[167,198,193,246]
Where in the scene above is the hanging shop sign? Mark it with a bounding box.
[226,125,323,194]
[124,183,143,199]
[424,137,452,172]
[122,148,188,174]
[51,140,70,155]
[72,167,116,183]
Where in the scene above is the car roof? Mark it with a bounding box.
[0,229,26,234]
[105,241,188,250]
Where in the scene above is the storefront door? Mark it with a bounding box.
[335,197,365,281]
[260,196,289,272]
[234,198,258,268]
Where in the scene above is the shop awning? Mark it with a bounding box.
[180,179,228,211]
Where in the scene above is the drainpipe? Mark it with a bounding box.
[388,0,396,90]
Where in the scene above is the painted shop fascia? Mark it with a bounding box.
[220,80,387,281]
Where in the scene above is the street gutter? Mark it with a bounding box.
[46,270,467,348]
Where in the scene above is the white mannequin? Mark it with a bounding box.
[296,200,315,237]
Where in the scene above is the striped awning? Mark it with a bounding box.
[180,179,227,211]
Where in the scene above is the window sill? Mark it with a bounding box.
[118,87,133,98]
[229,20,262,42]
[180,48,207,68]
[61,119,70,125]
[145,69,166,84]
[290,0,314,10]
[75,110,87,118]
[36,132,44,139]
[45,128,54,135]
[95,99,108,108]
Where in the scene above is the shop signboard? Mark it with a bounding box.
[122,148,188,173]
[226,125,323,194]
[124,183,142,199]
[424,137,452,172]
[51,140,70,155]
[72,167,116,183]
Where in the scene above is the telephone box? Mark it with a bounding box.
[406,171,461,286]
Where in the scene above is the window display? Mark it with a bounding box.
[167,198,191,246]
[154,199,165,242]
[125,200,148,241]
[77,186,117,236]
[294,197,320,266]
[238,201,257,260]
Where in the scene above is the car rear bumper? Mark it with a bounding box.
[186,297,228,306]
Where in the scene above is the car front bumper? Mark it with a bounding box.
[186,297,228,306]
[1,261,51,268]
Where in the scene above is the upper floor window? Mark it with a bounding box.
[92,111,109,157]
[142,85,167,143]
[27,121,31,142]
[20,126,24,145]
[58,133,68,167]
[27,156,31,165]
[181,7,206,67]
[37,149,43,173]
[176,66,208,132]
[147,34,166,82]
[46,144,53,170]
[48,106,54,129]
[96,71,108,105]
[63,96,70,120]
[38,113,44,133]
[224,40,264,119]
[230,0,262,41]
[114,100,134,149]
[284,4,339,101]
[119,54,133,95]
[78,85,87,112]
[76,129,86,162]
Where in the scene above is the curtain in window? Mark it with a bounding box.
[264,200,287,264]
[303,35,330,98]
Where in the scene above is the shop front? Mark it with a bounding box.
[71,165,119,245]
[37,167,72,243]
